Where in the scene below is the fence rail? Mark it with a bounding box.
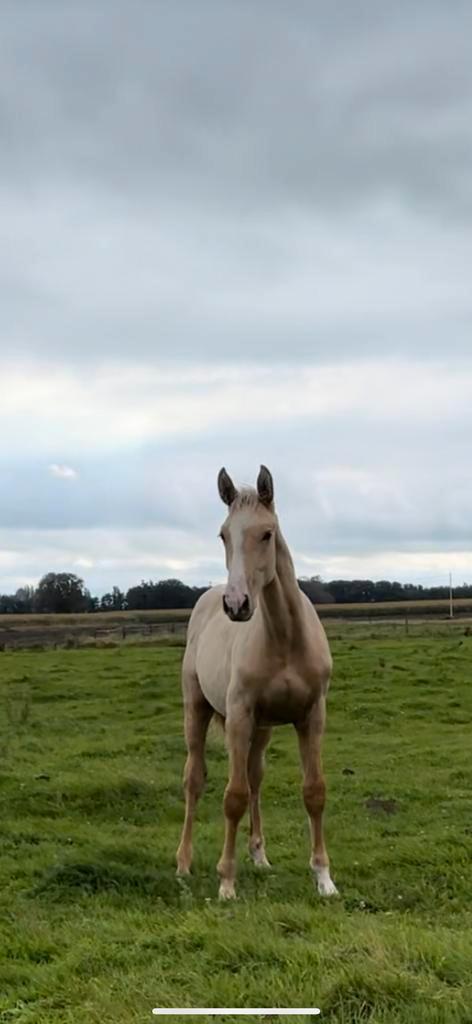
[0,619,188,651]
[1,609,471,652]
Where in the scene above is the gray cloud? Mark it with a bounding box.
[0,1,471,364]
[2,1,472,213]
[1,405,470,550]
[0,1,470,589]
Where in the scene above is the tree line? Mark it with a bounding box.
[1,572,471,615]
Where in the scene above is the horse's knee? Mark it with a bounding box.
[303,777,326,816]
[224,784,249,822]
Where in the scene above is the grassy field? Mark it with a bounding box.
[0,626,471,1023]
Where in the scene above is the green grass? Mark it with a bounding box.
[0,629,471,1023]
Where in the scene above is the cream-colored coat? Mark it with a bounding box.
[176,467,337,900]
[185,534,332,724]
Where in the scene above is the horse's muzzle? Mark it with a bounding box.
[222,593,252,622]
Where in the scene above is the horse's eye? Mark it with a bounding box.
[261,531,272,542]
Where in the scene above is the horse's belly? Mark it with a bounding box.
[195,622,231,717]
[198,671,228,717]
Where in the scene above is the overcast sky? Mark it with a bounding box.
[1,1,471,595]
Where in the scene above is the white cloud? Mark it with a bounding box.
[1,357,471,459]
[299,550,472,587]
[1,525,470,595]
[49,463,78,480]
[1,353,471,591]
[73,556,94,569]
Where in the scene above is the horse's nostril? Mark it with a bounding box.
[223,594,250,619]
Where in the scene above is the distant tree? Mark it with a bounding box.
[297,577,335,604]
[125,578,207,611]
[373,580,405,602]
[100,586,126,612]
[326,578,406,603]
[34,573,89,614]
[14,586,35,613]
[325,579,355,603]
[112,586,125,609]
[2,571,472,617]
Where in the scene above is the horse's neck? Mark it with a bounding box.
[259,523,305,653]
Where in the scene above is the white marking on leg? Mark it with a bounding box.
[250,845,271,868]
[313,864,338,897]
[218,880,237,900]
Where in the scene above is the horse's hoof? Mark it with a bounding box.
[218,881,237,900]
[318,877,339,897]
[313,865,338,897]
[250,849,271,868]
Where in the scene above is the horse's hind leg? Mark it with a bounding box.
[176,672,212,876]
[247,727,272,867]
[295,696,338,897]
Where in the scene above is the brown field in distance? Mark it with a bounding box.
[1,595,472,628]
[0,597,471,652]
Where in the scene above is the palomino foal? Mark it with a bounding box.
[176,465,337,900]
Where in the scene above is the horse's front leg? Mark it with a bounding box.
[295,696,338,897]
[248,726,272,867]
[217,700,254,899]
[176,676,213,876]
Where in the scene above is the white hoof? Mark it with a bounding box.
[314,865,339,897]
[218,882,237,900]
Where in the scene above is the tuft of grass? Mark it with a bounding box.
[0,631,471,1022]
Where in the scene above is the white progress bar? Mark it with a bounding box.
[152,1010,321,1016]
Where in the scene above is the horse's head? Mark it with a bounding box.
[217,465,277,622]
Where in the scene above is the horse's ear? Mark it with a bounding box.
[257,464,274,507]
[218,467,237,506]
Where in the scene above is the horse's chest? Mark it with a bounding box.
[256,667,317,725]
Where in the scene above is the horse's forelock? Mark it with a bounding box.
[232,487,260,511]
